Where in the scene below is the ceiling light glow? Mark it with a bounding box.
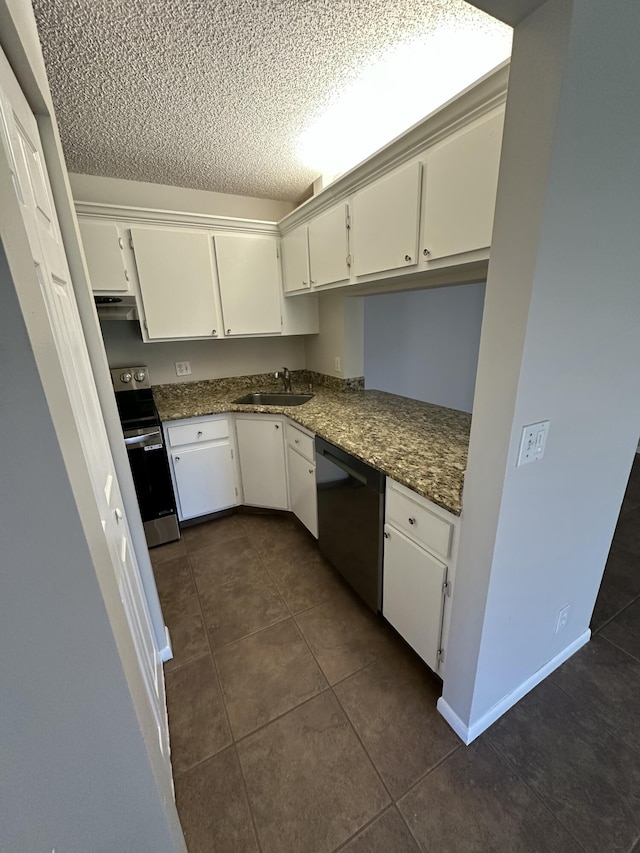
[297,24,512,179]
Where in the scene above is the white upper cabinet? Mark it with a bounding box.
[215,233,281,335]
[421,109,505,264]
[307,203,350,287]
[79,219,132,293]
[130,226,221,340]
[281,224,310,293]
[351,160,422,278]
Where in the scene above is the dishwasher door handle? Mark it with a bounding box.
[318,448,368,485]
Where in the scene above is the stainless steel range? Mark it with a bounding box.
[110,366,180,548]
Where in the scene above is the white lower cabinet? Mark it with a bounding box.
[286,422,317,537]
[383,479,458,674]
[235,416,289,510]
[164,415,239,521]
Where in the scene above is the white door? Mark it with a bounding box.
[281,224,310,293]
[78,219,131,292]
[421,110,505,262]
[307,203,350,287]
[383,524,447,672]
[287,446,318,537]
[351,160,422,277]
[130,226,221,339]
[171,442,237,520]
[0,50,171,774]
[215,233,281,335]
[236,417,289,509]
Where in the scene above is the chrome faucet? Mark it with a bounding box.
[275,367,292,393]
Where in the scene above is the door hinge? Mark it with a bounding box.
[345,213,351,229]
[436,647,444,666]
[346,253,352,267]
[230,448,234,459]
[118,236,124,250]
[129,235,134,250]
[235,486,238,497]
[276,245,280,259]
[443,580,451,596]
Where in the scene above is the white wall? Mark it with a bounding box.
[304,291,364,379]
[442,0,640,739]
[364,283,485,410]
[70,172,295,222]
[101,319,306,384]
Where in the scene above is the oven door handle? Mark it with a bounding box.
[124,429,163,450]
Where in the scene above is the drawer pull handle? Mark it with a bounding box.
[404,254,412,262]
[197,430,203,437]
[408,517,416,525]
[384,531,390,539]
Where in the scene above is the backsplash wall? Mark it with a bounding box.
[101,320,305,385]
[364,283,486,412]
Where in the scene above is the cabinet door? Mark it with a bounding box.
[421,110,504,262]
[281,225,310,293]
[78,219,131,293]
[287,445,318,537]
[236,418,288,510]
[130,226,221,339]
[351,160,422,278]
[171,442,237,520]
[307,203,350,287]
[215,233,281,335]
[383,524,447,672]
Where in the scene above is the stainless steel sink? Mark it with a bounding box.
[233,392,314,406]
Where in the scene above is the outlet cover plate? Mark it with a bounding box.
[175,361,192,376]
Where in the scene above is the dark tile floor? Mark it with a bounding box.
[151,457,640,853]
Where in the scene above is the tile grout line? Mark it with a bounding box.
[485,736,589,853]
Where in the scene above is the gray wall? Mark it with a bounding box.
[363,283,485,411]
[443,0,640,735]
[101,319,306,384]
[0,243,180,852]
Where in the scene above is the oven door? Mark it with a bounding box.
[124,427,176,524]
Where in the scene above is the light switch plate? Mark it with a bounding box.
[175,361,192,376]
[517,420,550,466]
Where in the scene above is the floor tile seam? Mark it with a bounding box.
[591,590,640,635]
[329,681,397,807]
[183,530,248,557]
[204,610,292,657]
[483,737,589,852]
[231,684,333,747]
[164,650,211,675]
[193,586,236,748]
[329,804,405,853]
[209,611,311,660]
[172,738,234,778]
[599,625,640,664]
[231,742,265,853]
[393,740,462,807]
[255,548,297,619]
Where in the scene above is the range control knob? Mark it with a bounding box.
[134,371,146,382]
[120,372,132,383]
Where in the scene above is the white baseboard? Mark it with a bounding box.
[437,628,591,745]
[158,625,173,664]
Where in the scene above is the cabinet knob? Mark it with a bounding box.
[197,430,203,437]
[295,439,300,444]
[310,280,316,285]
[175,456,180,462]
[309,468,314,475]
[423,247,430,257]
[227,329,231,334]
[302,281,307,287]
[384,531,390,539]
[404,254,412,263]
[408,517,416,525]
[212,329,217,336]
[275,424,280,429]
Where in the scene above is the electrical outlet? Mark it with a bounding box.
[334,356,341,374]
[556,604,570,633]
[517,420,549,466]
[175,361,192,377]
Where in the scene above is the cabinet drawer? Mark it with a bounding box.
[167,418,229,447]
[286,422,314,462]
[386,485,452,559]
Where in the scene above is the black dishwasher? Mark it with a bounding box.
[315,437,385,612]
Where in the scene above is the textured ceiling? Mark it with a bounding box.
[33,0,511,202]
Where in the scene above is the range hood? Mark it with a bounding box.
[94,295,138,321]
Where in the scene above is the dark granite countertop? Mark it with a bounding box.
[153,373,470,515]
